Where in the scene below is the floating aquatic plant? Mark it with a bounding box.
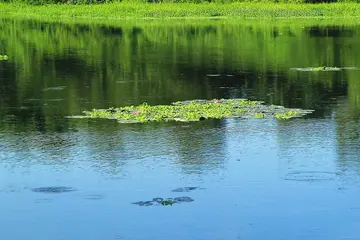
[275,110,299,120]
[254,112,265,119]
[0,55,8,61]
[132,196,194,207]
[68,98,314,123]
[290,66,342,72]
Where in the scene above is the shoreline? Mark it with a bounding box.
[2,3,360,20]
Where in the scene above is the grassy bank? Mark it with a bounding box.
[1,2,360,20]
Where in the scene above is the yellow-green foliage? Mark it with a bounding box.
[254,112,265,119]
[85,99,246,122]
[80,99,310,123]
[275,110,299,120]
[291,66,342,71]
[310,66,341,71]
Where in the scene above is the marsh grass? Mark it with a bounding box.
[2,2,360,19]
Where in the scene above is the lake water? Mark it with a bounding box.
[1,18,360,239]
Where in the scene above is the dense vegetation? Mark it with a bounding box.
[2,2,360,19]
[0,0,358,4]
[74,99,312,123]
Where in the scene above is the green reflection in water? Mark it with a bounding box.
[0,18,360,132]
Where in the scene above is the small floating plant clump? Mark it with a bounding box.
[0,55,8,61]
[253,112,265,119]
[132,196,194,207]
[70,98,313,123]
[309,66,341,71]
[275,110,300,120]
[132,186,201,207]
[289,66,353,72]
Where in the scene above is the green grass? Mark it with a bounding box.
[2,2,360,20]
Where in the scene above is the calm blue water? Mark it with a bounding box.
[1,18,360,239]
[1,115,360,239]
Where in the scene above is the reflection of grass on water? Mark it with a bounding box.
[70,98,313,123]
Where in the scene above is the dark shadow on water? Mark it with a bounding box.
[305,26,355,38]
[171,186,205,192]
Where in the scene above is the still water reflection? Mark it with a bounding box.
[0,18,360,239]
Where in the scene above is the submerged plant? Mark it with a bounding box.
[160,200,174,206]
